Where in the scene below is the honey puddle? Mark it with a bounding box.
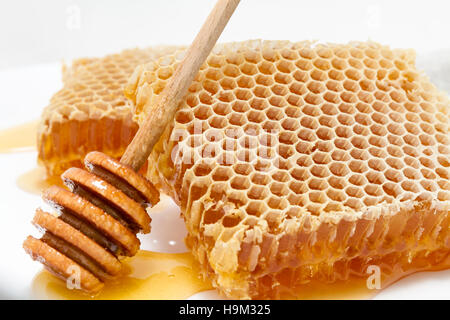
[31,250,213,300]
[31,250,379,300]
[0,120,38,153]
[17,166,63,195]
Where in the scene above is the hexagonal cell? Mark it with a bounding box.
[246,110,266,123]
[175,109,194,124]
[317,127,335,140]
[277,144,295,159]
[287,180,308,196]
[269,96,287,108]
[271,170,290,183]
[326,188,347,202]
[329,162,349,177]
[208,116,228,129]
[265,107,284,121]
[348,174,367,186]
[289,82,306,96]
[237,75,255,89]
[253,85,271,98]
[297,128,317,142]
[337,114,355,126]
[212,167,234,181]
[258,60,276,75]
[193,105,213,121]
[247,185,269,200]
[239,62,257,76]
[205,68,223,81]
[250,172,270,185]
[343,80,359,93]
[280,119,299,132]
[384,169,403,183]
[212,102,231,116]
[228,113,247,126]
[266,196,289,210]
[203,79,220,95]
[222,214,242,228]
[249,98,269,111]
[308,178,328,191]
[350,136,370,149]
[269,182,289,197]
[271,84,289,96]
[312,152,332,165]
[349,149,369,161]
[402,145,420,158]
[246,200,267,217]
[219,77,237,91]
[274,72,293,85]
[419,134,436,146]
[289,167,310,181]
[310,165,331,178]
[382,182,403,197]
[230,176,251,190]
[278,131,297,145]
[284,106,301,119]
[345,186,364,198]
[318,115,338,128]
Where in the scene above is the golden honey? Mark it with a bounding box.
[17,166,63,195]
[0,120,37,153]
[31,250,212,300]
[30,249,450,300]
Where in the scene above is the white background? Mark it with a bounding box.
[0,0,449,299]
[2,0,450,68]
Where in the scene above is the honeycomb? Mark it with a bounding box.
[38,46,180,176]
[126,40,450,299]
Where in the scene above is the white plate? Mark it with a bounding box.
[0,56,449,300]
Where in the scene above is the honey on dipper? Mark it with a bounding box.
[24,152,159,292]
[23,0,241,295]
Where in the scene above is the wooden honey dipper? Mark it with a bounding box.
[23,0,240,293]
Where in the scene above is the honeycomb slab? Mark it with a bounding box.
[126,40,450,299]
[38,46,180,176]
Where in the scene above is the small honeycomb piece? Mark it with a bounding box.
[38,46,180,177]
[127,40,450,299]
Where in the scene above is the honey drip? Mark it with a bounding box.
[0,121,37,153]
[17,166,63,195]
[31,250,212,300]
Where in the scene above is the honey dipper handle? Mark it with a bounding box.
[121,0,240,171]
